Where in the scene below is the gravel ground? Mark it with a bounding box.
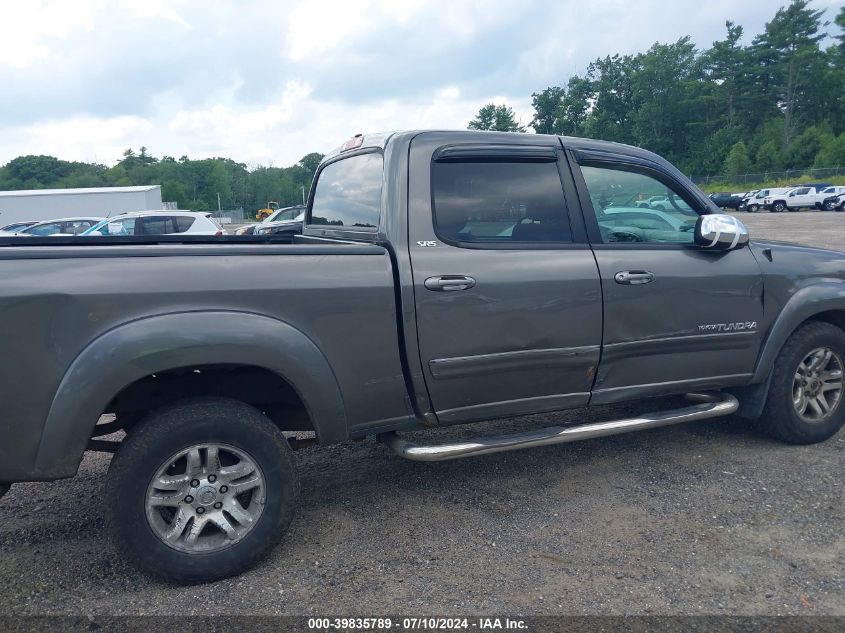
[1,212,844,616]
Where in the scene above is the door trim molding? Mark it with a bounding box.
[601,331,758,361]
[429,345,600,380]
[436,392,590,425]
[590,373,752,405]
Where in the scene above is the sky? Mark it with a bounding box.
[1,0,843,168]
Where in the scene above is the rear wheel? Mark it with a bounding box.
[759,322,845,444]
[106,397,299,583]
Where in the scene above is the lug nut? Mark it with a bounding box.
[214,502,223,509]
[219,485,228,493]
[208,474,217,483]
[190,479,200,488]
[184,495,194,504]
[196,507,205,514]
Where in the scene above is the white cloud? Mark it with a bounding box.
[16,115,153,164]
[0,0,101,68]
[0,0,837,167]
[118,0,192,28]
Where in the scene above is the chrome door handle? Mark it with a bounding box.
[614,270,655,285]
[424,275,476,292]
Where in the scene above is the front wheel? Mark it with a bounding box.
[771,201,786,213]
[823,201,835,211]
[759,322,845,444]
[106,397,299,583]
[748,204,759,213]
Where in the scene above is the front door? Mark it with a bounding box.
[569,152,764,404]
[408,133,603,424]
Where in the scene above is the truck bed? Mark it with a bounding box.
[0,238,410,481]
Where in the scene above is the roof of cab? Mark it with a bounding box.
[322,130,670,169]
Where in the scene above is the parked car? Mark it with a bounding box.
[2,130,845,584]
[82,211,224,236]
[235,205,305,236]
[635,195,672,210]
[784,184,836,211]
[709,192,745,210]
[2,217,105,236]
[818,187,845,211]
[821,192,845,212]
[761,187,804,212]
[253,209,305,236]
[0,221,38,233]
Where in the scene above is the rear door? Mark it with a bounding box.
[407,133,602,424]
[567,148,764,404]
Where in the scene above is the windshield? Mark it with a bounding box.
[266,207,303,222]
[81,219,112,235]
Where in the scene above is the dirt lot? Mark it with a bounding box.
[1,212,844,616]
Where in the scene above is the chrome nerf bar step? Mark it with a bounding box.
[382,392,738,462]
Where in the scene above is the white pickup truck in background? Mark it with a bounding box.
[783,184,839,211]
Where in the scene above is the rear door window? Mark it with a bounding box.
[140,216,177,235]
[175,216,195,233]
[309,152,382,230]
[431,161,572,245]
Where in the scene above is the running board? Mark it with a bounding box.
[382,392,738,462]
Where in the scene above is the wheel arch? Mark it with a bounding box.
[752,286,845,384]
[34,311,347,479]
[735,292,845,419]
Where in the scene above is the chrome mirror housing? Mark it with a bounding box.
[694,214,749,250]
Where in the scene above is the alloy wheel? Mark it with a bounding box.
[145,443,266,553]
[792,347,844,423]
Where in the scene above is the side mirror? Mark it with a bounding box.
[694,214,749,250]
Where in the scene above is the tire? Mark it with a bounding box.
[772,201,786,213]
[837,203,845,212]
[748,204,759,213]
[759,322,845,445]
[823,201,835,211]
[106,397,299,583]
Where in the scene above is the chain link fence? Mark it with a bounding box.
[210,208,244,225]
[692,167,845,187]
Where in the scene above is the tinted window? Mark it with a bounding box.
[579,164,699,244]
[175,216,195,233]
[142,217,176,234]
[65,220,96,235]
[310,153,382,229]
[432,161,572,245]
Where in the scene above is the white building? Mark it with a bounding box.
[0,185,163,226]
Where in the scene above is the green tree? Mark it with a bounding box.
[468,103,525,132]
[722,141,752,175]
[751,0,827,146]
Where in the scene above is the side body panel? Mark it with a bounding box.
[406,132,603,424]
[0,243,408,481]
[563,143,766,403]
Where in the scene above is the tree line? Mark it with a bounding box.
[0,148,324,214]
[469,0,845,178]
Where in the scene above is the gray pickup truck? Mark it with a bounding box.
[2,130,844,583]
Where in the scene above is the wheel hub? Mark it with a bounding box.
[197,485,218,506]
[792,346,844,423]
[144,443,266,554]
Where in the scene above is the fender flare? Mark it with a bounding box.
[34,311,347,478]
[751,283,845,384]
